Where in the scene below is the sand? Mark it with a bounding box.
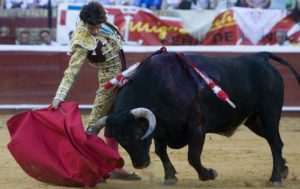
[1,114,299,189]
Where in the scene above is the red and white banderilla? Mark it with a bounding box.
[178,53,236,108]
[96,62,141,94]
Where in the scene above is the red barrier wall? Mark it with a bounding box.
[0,50,300,109]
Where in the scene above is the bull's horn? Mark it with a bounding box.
[86,116,107,135]
[130,108,156,140]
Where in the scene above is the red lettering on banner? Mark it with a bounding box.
[210,11,235,32]
[122,9,197,45]
[212,32,235,44]
[129,21,188,41]
[203,11,239,45]
[162,36,199,45]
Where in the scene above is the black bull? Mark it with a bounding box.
[88,50,300,186]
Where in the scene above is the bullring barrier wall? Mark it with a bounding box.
[0,45,300,114]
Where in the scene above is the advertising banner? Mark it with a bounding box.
[202,10,298,46]
[202,10,240,45]
[56,4,199,46]
[232,7,287,44]
[56,4,299,46]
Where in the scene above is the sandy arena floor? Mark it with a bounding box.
[1,114,299,189]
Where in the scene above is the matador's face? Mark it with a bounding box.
[87,24,100,36]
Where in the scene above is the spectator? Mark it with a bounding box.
[33,0,49,8]
[216,0,236,9]
[67,0,131,6]
[121,0,135,5]
[16,30,35,45]
[0,26,14,44]
[176,0,196,9]
[285,0,297,11]
[135,0,163,9]
[161,0,181,9]
[235,0,248,7]
[0,0,4,8]
[194,0,210,9]
[0,26,10,37]
[67,0,89,4]
[36,0,60,8]
[26,0,36,8]
[194,0,234,10]
[275,29,290,46]
[68,0,110,5]
[244,0,270,8]
[5,0,28,9]
[39,29,59,46]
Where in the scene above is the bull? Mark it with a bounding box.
[87,48,300,186]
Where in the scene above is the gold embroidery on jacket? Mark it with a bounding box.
[70,24,97,51]
[55,46,88,100]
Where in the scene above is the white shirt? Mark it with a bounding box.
[40,40,61,46]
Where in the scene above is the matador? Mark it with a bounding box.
[53,20,125,127]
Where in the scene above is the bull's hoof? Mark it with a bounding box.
[200,168,218,181]
[208,168,218,180]
[265,181,282,187]
[281,166,289,179]
[163,177,178,185]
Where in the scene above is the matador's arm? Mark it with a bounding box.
[54,46,88,101]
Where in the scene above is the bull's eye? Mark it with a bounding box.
[134,134,140,141]
[120,140,129,147]
[122,135,130,140]
[120,132,139,142]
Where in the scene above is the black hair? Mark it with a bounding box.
[79,2,107,26]
[39,29,51,37]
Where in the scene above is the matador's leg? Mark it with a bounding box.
[88,64,121,154]
[87,89,115,127]
[87,64,121,127]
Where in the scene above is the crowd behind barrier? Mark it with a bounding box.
[0,1,300,46]
[1,0,300,10]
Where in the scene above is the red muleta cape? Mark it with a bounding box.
[6,102,124,187]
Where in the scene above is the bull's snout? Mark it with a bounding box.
[133,160,150,169]
[128,149,151,169]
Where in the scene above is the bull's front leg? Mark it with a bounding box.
[188,124,217,181]
[154,140,177,185]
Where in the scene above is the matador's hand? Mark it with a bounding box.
[51,99,63,109]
